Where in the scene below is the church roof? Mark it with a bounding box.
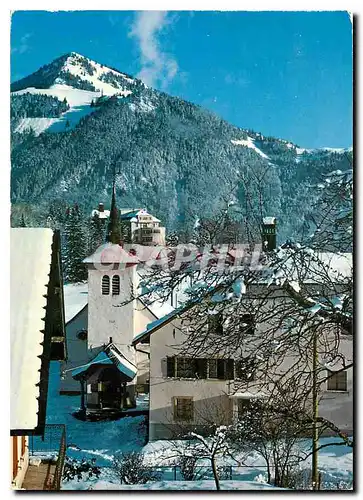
[11,228,55,432]
[83,243,140,265]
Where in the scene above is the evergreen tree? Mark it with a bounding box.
[166,231,179,246]
[106,180,121,244]
[120,219,132,244]
[19,213,26,227]
[63,204,88,283]
[89,212,106,253]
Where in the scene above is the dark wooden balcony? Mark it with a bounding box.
[23,424,66,491]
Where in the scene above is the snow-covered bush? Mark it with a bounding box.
[62,457,101,483]
[178,454,200,481]
[112,451,161,485]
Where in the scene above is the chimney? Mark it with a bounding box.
[98,202,104,213]
[261,217,277,251]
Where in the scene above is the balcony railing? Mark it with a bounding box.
[29,424,66,490]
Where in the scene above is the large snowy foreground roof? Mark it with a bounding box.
[11,228,54,432]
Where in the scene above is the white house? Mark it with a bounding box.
[131,245,353,441]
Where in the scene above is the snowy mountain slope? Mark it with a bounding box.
[11,53,138,135]
[231,136,270,160]
[13,86,101,135]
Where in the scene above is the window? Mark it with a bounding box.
[112,275,120,295]
[77,329,88,341]
[167,357,233,380]
[235,357,256,381]
[102,275,110,295]
[208,359,234,380]
[176,358,197,378]
[327,370,347,391]
[208,313,224,335]
[173,397,194,422]
[240,314,255,335]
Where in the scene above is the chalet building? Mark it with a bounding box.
[91,202,166,246]
[120,208,166,246]
[11,229,66,490]
[91,202,110,219]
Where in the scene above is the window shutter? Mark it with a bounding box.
[196,358,208,379]
[327,370,347,391]
[167,357,175,377]
[217,359,226,380]
[102,275,110,295]
[112,275,120,295]
[226,359,234,380]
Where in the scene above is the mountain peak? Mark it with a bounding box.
[11,52,138,94]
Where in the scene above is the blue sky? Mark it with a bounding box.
[10,10,352,148]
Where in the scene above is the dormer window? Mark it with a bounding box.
[112,275,120,295]
[102,275,110,295]
[208,313,224,335]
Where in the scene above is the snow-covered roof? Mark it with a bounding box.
[271,250,352,284]
[83,243,140,265]
[11,228,54,431]
[318,252,352,279]
[138,298,175,320]
[230,391,268,399]
[72,343,136,381]
[262,217,276,225]
[121,209,161,223]
[91,209,110,219]
[63,283,88,323]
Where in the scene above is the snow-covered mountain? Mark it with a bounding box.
[11,51,138,94]
[10,52,352,241]
[11,52,144,135]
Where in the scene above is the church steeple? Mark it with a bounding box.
[106,171,121,244]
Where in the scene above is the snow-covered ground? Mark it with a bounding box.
[44,362,146,467]
[88,480,286,490]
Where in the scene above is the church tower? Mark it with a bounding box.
[261,216,277,251]
[84,181,138,360]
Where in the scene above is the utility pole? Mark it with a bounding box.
[311,326,319,490]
